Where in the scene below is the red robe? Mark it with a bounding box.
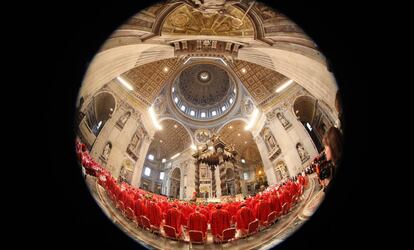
[254,200,271,225]
[211,208,231,237]
[134,198,146,219]
[165,207,183,235]
[188,212,207,236]
[268,194,281,214]
[236,206,255,231]
[147,201,162,227]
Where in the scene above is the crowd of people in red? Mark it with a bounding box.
[76,140,309,244]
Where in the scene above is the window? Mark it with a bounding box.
[162,158,166,163]
[172,87,175,93]
[148,154,154,160]
[181,105,186,111]
[201,112,206,118]
[229,98,233,104]
[190,110,195,116]
[306,122,313,131]
[160,172,165,180]
[174,97,178,103]
[144,167,151,176]
[221,106,226,111]
[211,111,217,116]
[243,172,249,180]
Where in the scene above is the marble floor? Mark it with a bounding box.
[85,175,323,250]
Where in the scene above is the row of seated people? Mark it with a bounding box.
[76,140,308,244]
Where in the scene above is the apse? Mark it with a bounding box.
[74,1,344,249]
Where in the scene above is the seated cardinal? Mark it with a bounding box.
[165,204,183,235]
[188,208,208,236]
[210,205,231,238]
[236,203,255,232]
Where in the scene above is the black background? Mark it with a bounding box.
[43,0,383,249]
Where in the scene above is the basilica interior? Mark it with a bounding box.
[74,1,342,249]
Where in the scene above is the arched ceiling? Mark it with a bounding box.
[218,120,261,164]
[149,119,192,160]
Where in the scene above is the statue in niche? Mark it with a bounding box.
[277,112,291,129]
[296,143,310,163]
[276,161,289,179]
[261,127,281,160]
[116,111,131,129]
[262,128,278,152]
[127,126,145,160]
[101,142,112,162]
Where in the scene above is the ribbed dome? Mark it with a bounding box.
[172,63,236,120]
[177,64,231,107]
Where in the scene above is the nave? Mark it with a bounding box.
[78,141,323,249]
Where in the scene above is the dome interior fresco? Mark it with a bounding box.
[74,1,344,249]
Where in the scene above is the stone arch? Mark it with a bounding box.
[169,167,182,199]
[84,91,117,137]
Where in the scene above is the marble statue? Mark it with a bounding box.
[277,112,290,129]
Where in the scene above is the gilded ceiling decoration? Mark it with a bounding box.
[162,4,254,36]
[230,60,288,105]
[122,58,181,104]
[218,120,261,163]
[149,119,191,159]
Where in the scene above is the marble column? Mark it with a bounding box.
[194,160,200,195]
[210,165,217,197]
[130,136,152,187]
[254,135,277,186]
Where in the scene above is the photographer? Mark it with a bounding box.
[318,126,343,191]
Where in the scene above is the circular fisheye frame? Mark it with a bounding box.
[74,1,343,249]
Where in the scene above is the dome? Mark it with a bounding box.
[172,63,236,120]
